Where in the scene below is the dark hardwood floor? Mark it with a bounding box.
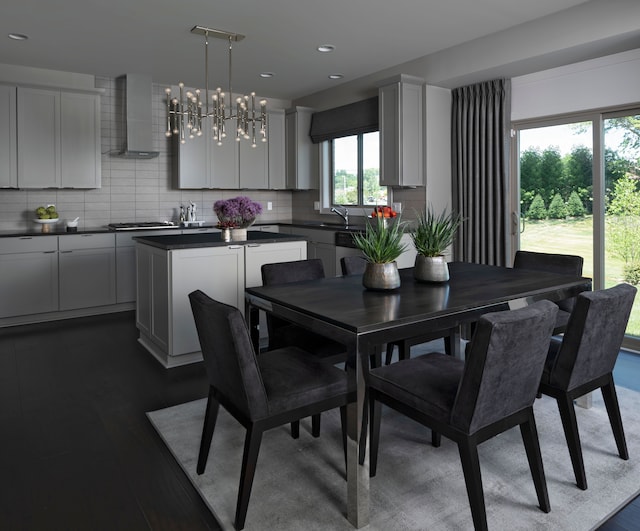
[0,311,221,530]
[0,310,637,530]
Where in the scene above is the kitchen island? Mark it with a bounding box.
[135,231,307,368]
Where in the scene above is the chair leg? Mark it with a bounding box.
[369,397,382,477]
[385,343,395,365]
[290,420,300,439]
[519,411,551,513]
[601,378,629,460]
[197,390,220,475]
[556,394,587,490]
[235,425,263,531]
[458,439,488,531]
[312,414,321,438]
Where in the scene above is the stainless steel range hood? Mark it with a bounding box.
[117,74,159,159]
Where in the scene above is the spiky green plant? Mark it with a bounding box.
[352,215,407,264]
[411,208,462,257]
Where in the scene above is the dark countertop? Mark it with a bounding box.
[134,230,307,250]
[0,220,366,239]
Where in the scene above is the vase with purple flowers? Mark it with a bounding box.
[213,196,263,241]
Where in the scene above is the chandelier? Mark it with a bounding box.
[165,26,267,147]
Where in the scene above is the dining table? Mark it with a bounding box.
[244,261,592,528]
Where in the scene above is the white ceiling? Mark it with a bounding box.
[0,0,600,101]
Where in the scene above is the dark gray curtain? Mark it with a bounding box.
[451,79,511,266]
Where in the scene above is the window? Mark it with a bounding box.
[331,132,387,206]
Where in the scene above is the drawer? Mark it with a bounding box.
[0,235,58,254]
[59,233,115,251]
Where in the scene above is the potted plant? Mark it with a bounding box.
[411,207,462,282]
[352,215,407,290]
[213,196,263,241]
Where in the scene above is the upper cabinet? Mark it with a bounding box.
[267,109,286,189]
[0,85,17,188]
[286,106,318,190]
[378,75,424,187]
[16,87,101,189]
[175,109,284,190]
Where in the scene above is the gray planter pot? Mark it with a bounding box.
[414,254,450,283]
[363,262,401,290]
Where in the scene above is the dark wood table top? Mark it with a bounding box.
[245,261,592,346]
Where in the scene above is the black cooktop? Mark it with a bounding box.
[108,221,176,231]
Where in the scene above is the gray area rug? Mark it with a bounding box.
[148,387,640,530]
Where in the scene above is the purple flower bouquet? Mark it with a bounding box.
[213,196,263,228]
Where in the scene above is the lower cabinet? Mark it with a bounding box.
[58,233,116,310]
[0,236,58,318]
[136,239,306,368]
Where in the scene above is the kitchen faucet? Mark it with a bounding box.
[330,206,349,226]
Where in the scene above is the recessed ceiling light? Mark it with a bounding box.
[328,74,343,80]
[317,44,335,53]
[8,33,29,41]
[259,72,274,78]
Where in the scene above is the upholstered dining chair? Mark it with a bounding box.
[261,258,348,438]
[538,283,637,490]
[368,300,559,531]
[340,255,455,364]
[189,290,354,530]
[513,250,584,335]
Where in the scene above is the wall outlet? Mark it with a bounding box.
[313,201,320,210]
[392,202,402,213]
[267,201,273,211]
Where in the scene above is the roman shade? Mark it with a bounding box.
[309,97,378,143]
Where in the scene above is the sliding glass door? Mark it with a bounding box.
[513,109,640,350]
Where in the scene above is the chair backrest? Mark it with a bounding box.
[340,255,367,276]
[189,290,269,420]
[261,259,326,338]
[513,251,584,313]
[547,283,637,390]
[261,258,325,286]
[451,300,558,434]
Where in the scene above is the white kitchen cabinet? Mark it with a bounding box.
[58,233,116,310]
[176,109,284,190]
[17,87,60,188]
[60,92,101,188]
[0,236,58,318]
[268,109,286,189]
[17,87,101,189]
[0,85,17,188]
[136,242,245,367]
[286,106,318,190]
[239,141,268,189]
[379,75,424,187]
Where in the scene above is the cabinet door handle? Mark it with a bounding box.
[228,245,243,249]
[43,250,57,254]
[247,244,261,248]
[60,250,72,253]
[19,237,33,240]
